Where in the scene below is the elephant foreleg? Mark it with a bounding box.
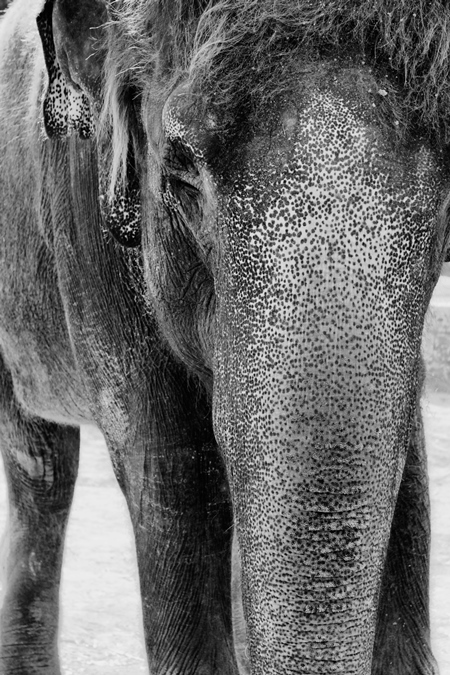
[373,399,437,675]
[0,363,79,674]
[105,413,238,675]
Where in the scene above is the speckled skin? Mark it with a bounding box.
[0,1,449,674]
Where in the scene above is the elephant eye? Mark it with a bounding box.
[161,172,202,227]
[163,138,200,177]
[162,138,202,212]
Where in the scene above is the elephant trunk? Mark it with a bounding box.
[214,280,415,673]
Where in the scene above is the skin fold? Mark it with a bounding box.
[0,0,449,673]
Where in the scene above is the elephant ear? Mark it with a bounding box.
[37,0,142,247]
[36,0,106,139]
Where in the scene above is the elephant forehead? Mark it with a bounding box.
[226,90,441,257]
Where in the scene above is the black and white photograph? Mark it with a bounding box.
[0,1,449,673]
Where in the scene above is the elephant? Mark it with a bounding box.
[0,0,449,673]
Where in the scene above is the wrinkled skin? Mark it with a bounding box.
[0,0,449,674]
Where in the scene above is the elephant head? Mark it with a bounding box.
[146,71,450,670]
[38,1,450,672]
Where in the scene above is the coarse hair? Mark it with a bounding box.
[101,0,450,189]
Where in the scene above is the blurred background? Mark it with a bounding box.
[0,268,449,674]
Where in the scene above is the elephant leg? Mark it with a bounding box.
[373,398,437,675]
[0,363,79,674]
[106,427,237,674]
